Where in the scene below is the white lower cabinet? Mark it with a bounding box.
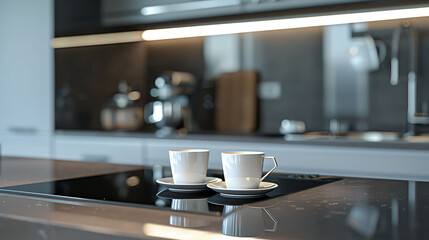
[54,135,145,165]
[0,133,52,159]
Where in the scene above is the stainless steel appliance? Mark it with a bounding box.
[144,71,196,136]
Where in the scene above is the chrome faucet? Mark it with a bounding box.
[390,23,429,135]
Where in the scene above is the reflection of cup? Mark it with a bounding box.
[346,205,380,238]
[169,149,209,184]
[222,206,277,237]
[170,199,210,228]
[222,152,278,189]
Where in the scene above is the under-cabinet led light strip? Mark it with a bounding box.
[142,6,429,40]
[52,31,143,49]
[53,6,429,48]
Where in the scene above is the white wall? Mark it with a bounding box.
[0,0,54,158]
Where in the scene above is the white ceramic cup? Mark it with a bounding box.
[222,151,278,189]
[169,149,209,184]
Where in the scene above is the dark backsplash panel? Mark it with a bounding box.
[55,20,429,134]
[367,23,429,132]
[367,35,408,132]
[249,28,325,134]
[55,39,205,131]
[55,42,146,130]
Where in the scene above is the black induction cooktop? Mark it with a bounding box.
[0,167,339,216]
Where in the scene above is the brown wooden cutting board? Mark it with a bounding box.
[215,70,258,133]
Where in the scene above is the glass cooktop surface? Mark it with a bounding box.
[0,167,339,216]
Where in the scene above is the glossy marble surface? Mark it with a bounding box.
[0,157,428,239]
[0,157,140,187]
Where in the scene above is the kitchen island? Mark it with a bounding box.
[0,156,428,240]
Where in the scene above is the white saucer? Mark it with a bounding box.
[156,177,222,193]
[207,181,278,198]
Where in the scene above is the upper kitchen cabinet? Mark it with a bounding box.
[101,0,370,27]
[0,0,53,157]
[55,0,429,37]
[55,0,105,37]
[101,0,242,26]
[59,0,429,37]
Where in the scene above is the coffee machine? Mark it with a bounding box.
[144,71,196,136]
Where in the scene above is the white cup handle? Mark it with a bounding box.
[260,156,278,182]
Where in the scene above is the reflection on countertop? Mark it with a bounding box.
[0,158,428,239]
[55,130,429,151]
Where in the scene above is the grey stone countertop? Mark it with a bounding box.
[0,157,428,239]
[56,130,429,151]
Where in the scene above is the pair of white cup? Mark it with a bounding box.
[169,149,278,189]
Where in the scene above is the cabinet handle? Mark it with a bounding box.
[81,154,108,163]
[8,127,37,134]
